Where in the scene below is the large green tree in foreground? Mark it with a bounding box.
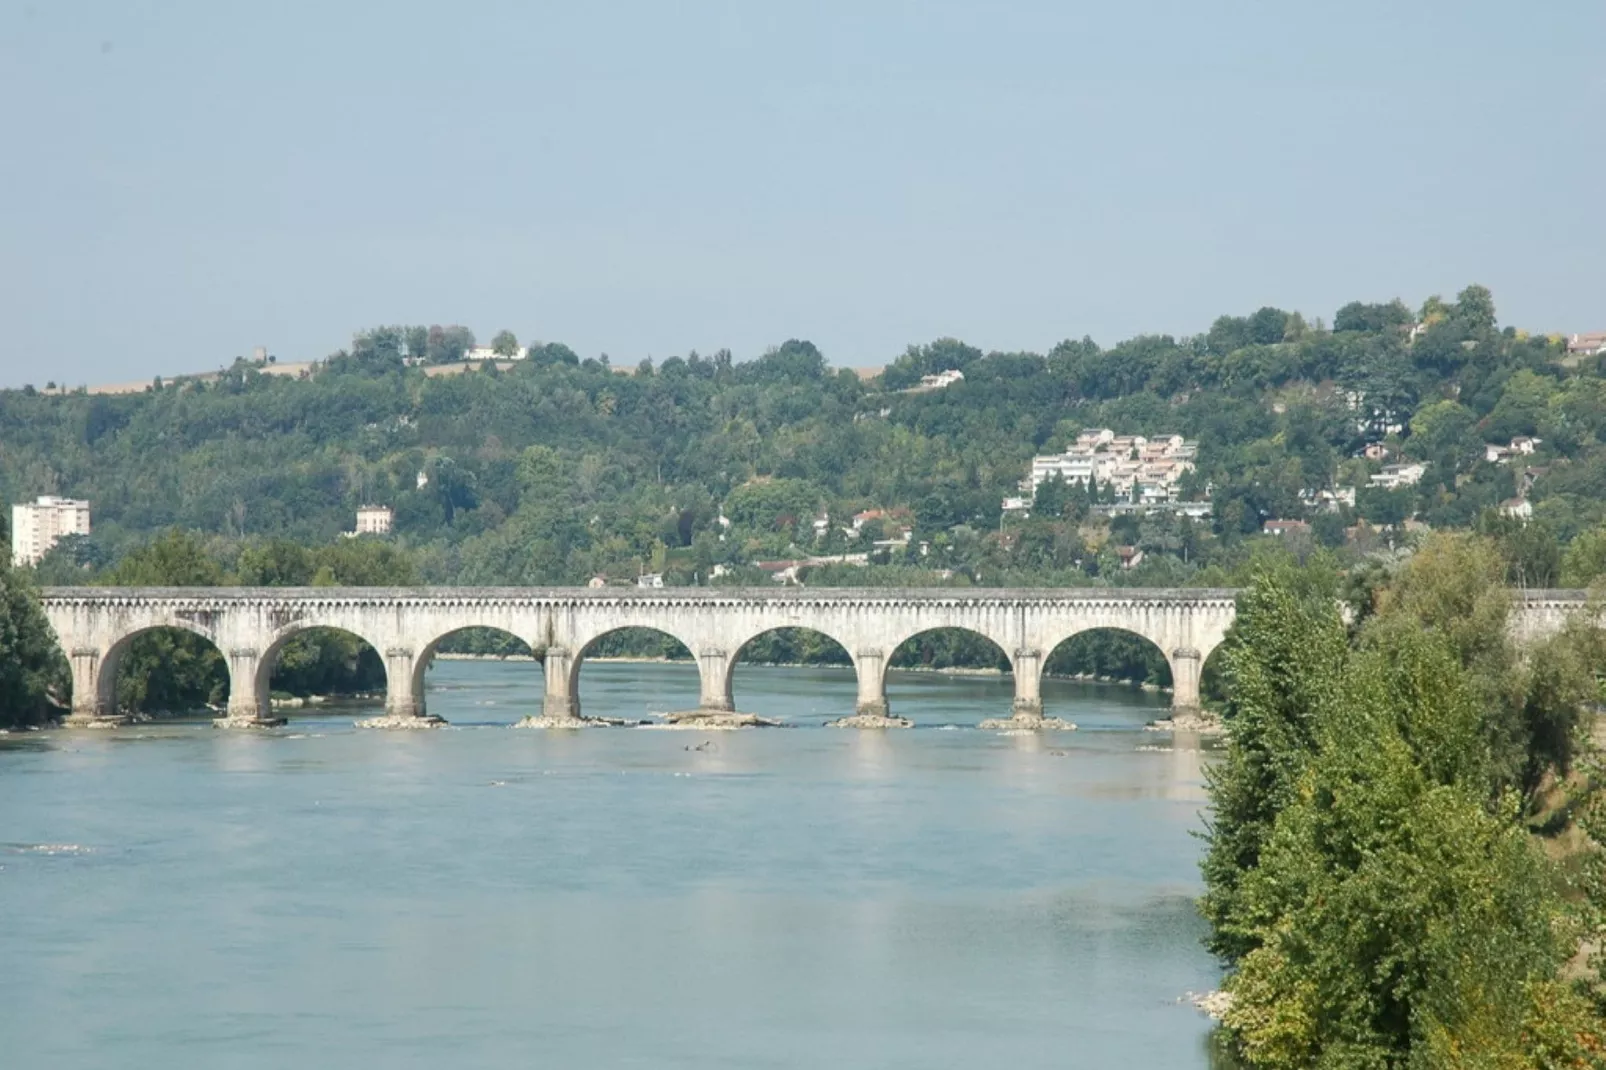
[1203,539,1605,1067]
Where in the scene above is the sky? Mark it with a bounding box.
[1,0,1602,388]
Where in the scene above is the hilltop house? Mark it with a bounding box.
[463,344,529,361]
[1566,332,1606,357]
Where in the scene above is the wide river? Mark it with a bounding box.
[1,660,1222,1068]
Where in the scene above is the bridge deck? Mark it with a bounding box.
[39,585,1244,603]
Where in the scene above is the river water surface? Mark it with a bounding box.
[0,661,1221,1068]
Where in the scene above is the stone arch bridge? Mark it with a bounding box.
[38,587,1591,728]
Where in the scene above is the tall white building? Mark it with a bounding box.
[10,496,91,567]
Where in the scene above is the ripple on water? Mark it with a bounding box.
[4,843,95,856]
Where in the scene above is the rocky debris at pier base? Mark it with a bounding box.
[211,714,288,729]
[511,714,624,729]
[828,713,914,728]
[977,716,1077,730]
[354,712,449,729]
[659,710,784,729]
[64,716,132,729]
[1146,709,1223,734]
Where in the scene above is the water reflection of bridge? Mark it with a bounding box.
[38,587,1588,728]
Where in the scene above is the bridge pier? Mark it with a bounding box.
[212,648,286,729]
[354,647,446,728]
[697,649,735,714]
[1169,648,1202,715]
[64,648,127,727]
[386,647,426,718]
[854,650,889,718]
[542,646,580,719]
[1011,649,1046,723]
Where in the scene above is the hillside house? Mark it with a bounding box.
[1369,463,1427,490]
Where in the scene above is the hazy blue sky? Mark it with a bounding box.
[2,1,1602,387]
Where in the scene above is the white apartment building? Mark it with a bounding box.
[10,495,91,567]
[1024,430,1198,504]
[355,505,394,535]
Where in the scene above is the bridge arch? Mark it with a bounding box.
[252,622,391,723]
[408,626,537,712]
[725,626,856,719]
[260,620,395,719]
[1038,627,1173,722]
[869,627,1015,724]
[567,625,697,720]
[1044,626,1173,685]
[97,622,228,720]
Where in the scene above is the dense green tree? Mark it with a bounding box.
[1561,523,1606,585]
[0,558,67,726]
[236,539,316,585]
[1205,553,1605,1066]
[424,324,475,364]
[104,528,226,586]
[489,330,519,358]
[1199,561,1349,961]
[723,478,821,535]
[1333,298,1413,334]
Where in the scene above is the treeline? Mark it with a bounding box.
[1202,535,1605,1065]
[8,286,1606,594]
